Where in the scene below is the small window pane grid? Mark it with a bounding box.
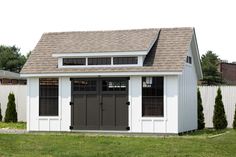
[61,57,139,66]
[73,80,97,91]
[113,57,138,65]
[63,58,86,65]
[102,80,128,91]
[88,57,111,65]
[142,77,164,117]
[186,56,192,64]
[39,78,58,116]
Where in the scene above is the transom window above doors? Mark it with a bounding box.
[59,56,142,67]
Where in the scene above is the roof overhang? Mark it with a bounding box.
[21,71,182,78]
[52,51,148,58]
[191,28,203,79]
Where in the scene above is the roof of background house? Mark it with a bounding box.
[0,70,21,79]
[21,27,196,75]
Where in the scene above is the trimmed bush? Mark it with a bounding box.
[197,88,205,129]
[4,93,17,122]
[233,104,236,129]
[213,88,227,130]
[0,103,2,121]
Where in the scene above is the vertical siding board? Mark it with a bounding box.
[199,86,236,128]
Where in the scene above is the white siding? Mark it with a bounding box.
[199,86,236,128]
[27,77,71,131]
[28,75,180,133]
[178,45,198,133]
[0,85,26,121]
[129,75,179,133]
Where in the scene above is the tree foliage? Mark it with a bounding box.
[233,105,236,129]
[4,93,17,122]
[197,89,205,129]
[0,45,27,73]
[0,103,2,122]
[201,51,222,85]
[213,88,227,129]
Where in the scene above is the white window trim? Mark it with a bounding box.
[59,56,143,68]
[52,51,148,58]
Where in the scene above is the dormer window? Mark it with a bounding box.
[59,56,143,68]
[113,57,138,65]
[88,57,111,65]
[63,58,86,66]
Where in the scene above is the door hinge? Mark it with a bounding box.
[69,126,73,130]
[126,126,130,130]
[70,102,74,106]
[126,101,130,105]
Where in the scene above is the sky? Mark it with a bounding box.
[0,0,236,62]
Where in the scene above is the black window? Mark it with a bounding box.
[63,58,86,66]
[113,57,138,65]
[88,57,111,65]
[102,80,128,91]
[142,77,164,117]
[39,78,58,116]
[186,56,192,64]
[73,80,97,91]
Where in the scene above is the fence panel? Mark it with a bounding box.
[199,86,236,128]
[0,85,26,122]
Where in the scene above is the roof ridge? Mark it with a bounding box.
[42,27,193,35]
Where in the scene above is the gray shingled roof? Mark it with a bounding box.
[21,27,194,74]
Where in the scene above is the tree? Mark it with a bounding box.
[197,88,205,129]
[0,45,27,73]
[201,51,222,85]
[233,105,236,129]
[4,93,17,122]
[213,88,227,129]
[0,103,2,121]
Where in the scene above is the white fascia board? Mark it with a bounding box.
[52,51,148,58]
[21,71,182,78]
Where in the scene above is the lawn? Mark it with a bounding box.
[0,122,26,130]
[0,129,235,157]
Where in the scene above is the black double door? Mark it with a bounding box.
[71,78,129,130]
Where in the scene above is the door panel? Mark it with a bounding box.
[101,94,115,130]
[115,95,128,130]
[86,95,100,129]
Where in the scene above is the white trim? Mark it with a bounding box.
[21,72,182,78]
[60,56,143,68]
[52,51,148,57]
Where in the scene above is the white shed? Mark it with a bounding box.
[21,27,202,134]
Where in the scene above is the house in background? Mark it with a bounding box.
[21,27,202,134]
[0,70,26,85]
[219,61,236,85]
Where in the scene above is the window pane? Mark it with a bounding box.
[73,80,97,91]
[142,77,164,117]
[113,57,138,65]
[63,58,86,65]
[88,58,111,65]
[102,80,127,91]
[39,78,58,116]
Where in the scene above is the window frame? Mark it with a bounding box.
[63,58,86,66]
[59,56,141,68]
[39,78,59,117]
[142,76,164,117]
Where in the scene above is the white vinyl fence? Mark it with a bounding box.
[0,85,26,122]
[199,86,236,128]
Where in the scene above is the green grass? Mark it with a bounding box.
[0,122,26,130]
[0,129,235,157]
